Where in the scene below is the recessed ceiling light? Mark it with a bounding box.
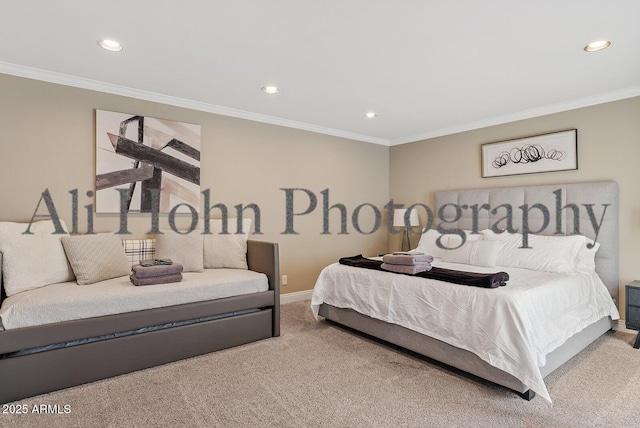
[98,39,123,52]
[365,112,377,118]
[262,86,280,94]
[584,40,611,52]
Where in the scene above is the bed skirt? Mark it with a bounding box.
[318,303,613,399]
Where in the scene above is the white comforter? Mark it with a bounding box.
[0,269,268,330]
[310,259,619,403]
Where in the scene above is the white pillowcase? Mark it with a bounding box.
[482,230,585,274]
[415,228,481,259]
[155,230,205,273]
[575,239,600,273]
[0,220,74,296]
[415,229,446,258]
[447,230,482,247]
[204,218,252,269]
[419,228,599,274]
[441,240,500,267]
[62,233,131,285]
[480,229,513,241]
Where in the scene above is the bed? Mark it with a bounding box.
[0,238,280,404]
[311,181,619,402]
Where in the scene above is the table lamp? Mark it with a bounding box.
[393,208,419,251]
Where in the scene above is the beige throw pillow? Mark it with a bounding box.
[0,220,75,296]
[61,233,131,285]
[155,230,204,272]
[204,218,252,269]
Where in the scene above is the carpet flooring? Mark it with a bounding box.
[2,301,640,428]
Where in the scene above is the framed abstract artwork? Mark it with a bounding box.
[481,129,577,178]
[95,110,201,213]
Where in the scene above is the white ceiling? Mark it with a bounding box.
[1,1,639,146]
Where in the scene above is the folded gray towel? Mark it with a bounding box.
[130,273,183,286]
[381,262,432,275]
[132,262,184,278]
[382,254,434,266]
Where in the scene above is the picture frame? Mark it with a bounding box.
[95,110,201,213]
[481,129,577,178]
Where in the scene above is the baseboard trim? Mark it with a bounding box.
[281,290,313,304]
[614,319,637,334]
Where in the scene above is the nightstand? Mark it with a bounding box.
[625,281,640,349]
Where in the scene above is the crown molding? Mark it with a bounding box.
[0,61,391,146]
[391,85,640,146]
[3,61,638,148]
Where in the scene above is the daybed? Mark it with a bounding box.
[0,230,279,404]
[311,181,619,402]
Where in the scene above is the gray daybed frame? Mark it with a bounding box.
[319,182,618,400]
[0,240,279,404]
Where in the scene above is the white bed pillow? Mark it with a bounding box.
[415,228,480,259]
[155,230,204,272]
[0,220,75,296]
[61,233,131,285]
[480,229,513,241]
[484,231,584,274]
[447,230,482,247]
[575,239,600,273]
[204,218,252,269]
[441,240,500,267]
[414,229,446,258]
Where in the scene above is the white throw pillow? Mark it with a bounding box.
[61,233,131,285]
[0,220,74,296]
[204,218,252,269]
[155,230,204,272]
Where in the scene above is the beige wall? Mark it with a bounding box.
[390,96,640,316]
[0,73,390,294]
[3,70,637,309]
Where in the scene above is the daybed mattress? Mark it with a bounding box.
[311,258,619,402]
[0,269,268,330]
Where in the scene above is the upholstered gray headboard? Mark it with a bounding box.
[435,182,618,302]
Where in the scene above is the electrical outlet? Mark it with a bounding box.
[281,275,288,285]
